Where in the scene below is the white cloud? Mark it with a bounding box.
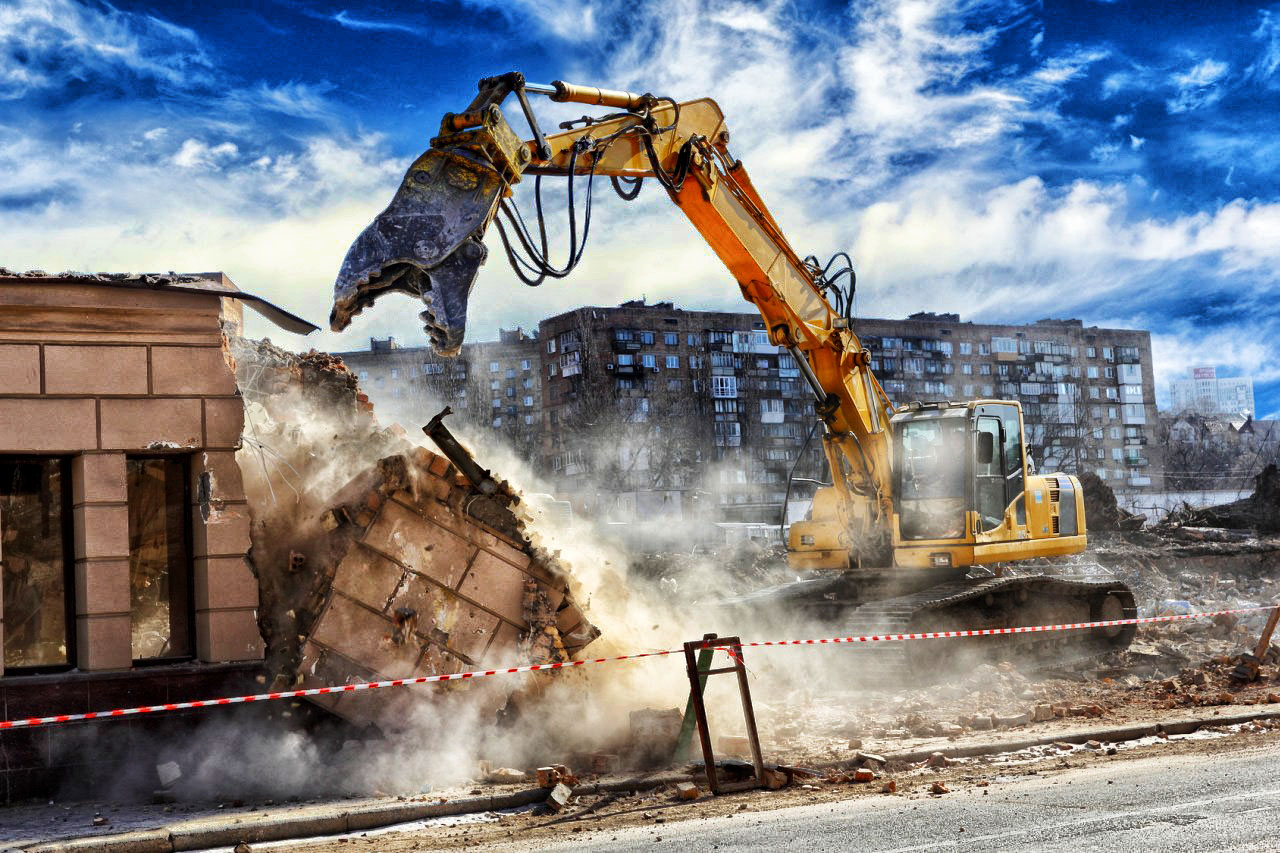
[0,0,213,99]
[1129,134,1145,150]
[1166,58,1230,113]
[171,138,240,169]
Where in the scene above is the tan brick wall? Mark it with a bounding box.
[0,277,265,675]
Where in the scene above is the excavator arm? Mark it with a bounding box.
[331,73,891,563]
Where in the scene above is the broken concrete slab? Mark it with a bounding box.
[230,339,598,732]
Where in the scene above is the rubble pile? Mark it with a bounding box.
[1164,464,1280,533]
[230,338,597,730]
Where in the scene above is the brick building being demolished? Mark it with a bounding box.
[0,271,596,802]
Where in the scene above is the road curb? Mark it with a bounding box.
[828,708,1280,770]
[15,772,698,852]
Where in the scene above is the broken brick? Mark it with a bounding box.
[853,768,875,783]
[676,782,701,801]
[881,780,897,794]
[930,781,950,795]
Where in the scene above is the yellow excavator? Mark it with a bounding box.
[330,72,1135,673]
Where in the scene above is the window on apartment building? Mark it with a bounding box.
[523,396,534,407]
[664,355,679,369]
[668,379,682,391]
[492,398,501,408]
[617,378,636,390]
[505,368,515,379]
[423,363,444,375]
[489,379,500,390]
[664,332,678,346]
[982,385,994,396]
[962,384,974,396]
[1032,340,1053,354]
[519,359,530,371]
[522,378,533,389]
[992,337,1017,354]
[1103,366,1115,379]
[523,415,534,425]
[547,339,556,353]
[1089,387,1100,399]
[1106,387,1118,400]
[687,333,701,347]
[1087,347,1096,358]
[689,356,703,369]
[1108,406,1118,419]
[1102,347,1113,361]
[1,457,72,672]
[903,357,924,374]
[127,456,193,661]
[358,370,369,381]
[1117,346,1139,361]
[961,364,972,375]
[978,364,991,375]
[489,361,499,372]
[1091,406,1102,419]
[760,398,784,414]
[617,354,634,366]
[998,364,1010,376]
[640,331,656,345]
[1087,366,1099,379]
[641,354,657,368]
[978,343,990,355]
[712,376,738,398]
[506,387,515,398]
[389,368,399,380]
[958,342,972,355]
[492,417,502,428]
[548,363,558,377]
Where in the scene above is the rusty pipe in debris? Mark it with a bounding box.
[423,407,508,499]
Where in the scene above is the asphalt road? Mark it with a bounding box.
[514,740,1280,853]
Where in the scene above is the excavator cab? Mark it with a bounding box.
[891,400,1086,570]
[791,400,1086,572]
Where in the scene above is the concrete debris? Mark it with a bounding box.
[230,339,597,730]
[761,767,789,790]
[675,782,701,800]
[717,735,751,756]
[924,751,950,768]
[546,782,574,812]
[630,708,684,767]
[881,780,897,794]
[486,768,527,784]
[156,761,182,788]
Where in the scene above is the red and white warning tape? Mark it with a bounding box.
[2,604,1275,731]
[715,603,1280,649]
[0,650,679,731]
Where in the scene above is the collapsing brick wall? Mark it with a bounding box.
[230,339,597,730]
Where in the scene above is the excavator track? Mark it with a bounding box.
[839,574,1137,682]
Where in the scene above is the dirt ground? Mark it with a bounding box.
[279,718,1280,851]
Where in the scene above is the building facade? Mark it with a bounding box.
[1169,366,1255,418]
[0,271,293,800]
[337,302,1163,524]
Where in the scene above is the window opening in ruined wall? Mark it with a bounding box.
[1,457,73,672]
[127,456,193,662]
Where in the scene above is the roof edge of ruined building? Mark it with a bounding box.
[0,268,319,336]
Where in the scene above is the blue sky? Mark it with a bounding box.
[2,0,1279,412]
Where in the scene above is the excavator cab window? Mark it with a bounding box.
[975,416,1006,531]
[973,404,1028,532]
[897,415,967,540]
